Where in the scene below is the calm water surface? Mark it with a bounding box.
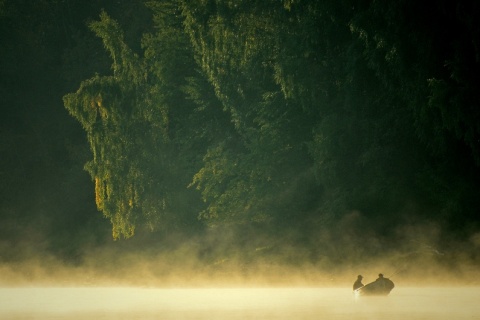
[1,287,479,319]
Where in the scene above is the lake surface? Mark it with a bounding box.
[1,287,479,319]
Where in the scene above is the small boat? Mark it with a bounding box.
[354,277,395,296]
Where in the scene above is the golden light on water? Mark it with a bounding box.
[1,287,479,319]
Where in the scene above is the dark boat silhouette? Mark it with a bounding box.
[354,277,395,296]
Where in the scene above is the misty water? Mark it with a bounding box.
[1,287,479,320]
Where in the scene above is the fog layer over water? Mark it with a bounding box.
[1,287,479,320]
[1,220,479,319]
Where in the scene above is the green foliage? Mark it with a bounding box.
[64,0,480,243]
[89,10,145,84]
[181,0,321,223]
[64,11,176,239]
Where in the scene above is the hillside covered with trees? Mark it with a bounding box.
[1,0,479,280]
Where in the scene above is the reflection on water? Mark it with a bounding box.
[0,287,479,320]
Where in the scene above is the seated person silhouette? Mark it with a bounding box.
[353,275,364,290]
[375,273,395,291]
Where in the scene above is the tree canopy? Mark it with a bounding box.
[61,0,480,251]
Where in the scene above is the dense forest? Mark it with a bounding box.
[1,0,479,280]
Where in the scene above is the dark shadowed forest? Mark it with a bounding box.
[1,0,479,285]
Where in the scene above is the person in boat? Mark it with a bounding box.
[375,273,395,290]
[353,275,364,290]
